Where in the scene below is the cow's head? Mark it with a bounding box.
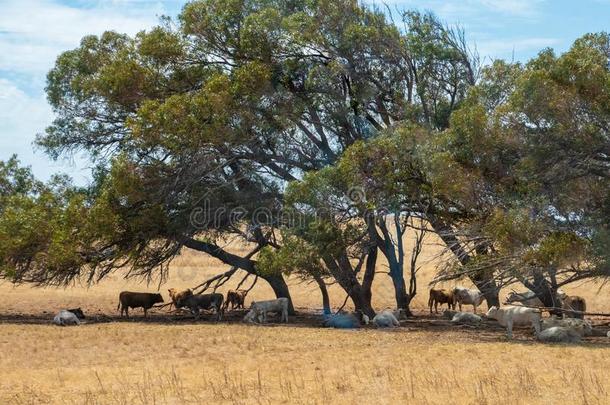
[155,293,164,304]
[68,308,85,319]
[243,309,258,323]
[486,306,499,319]
[168,288,177,299]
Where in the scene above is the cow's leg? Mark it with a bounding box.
[144,307,148,318]
[125,307,129,318]
[473,304,477,314]
[506,320,513,339]
[532,318,541,336]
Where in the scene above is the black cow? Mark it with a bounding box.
[177,293,224,320]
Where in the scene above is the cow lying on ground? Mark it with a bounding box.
[53,308,85,326]
[541,316,592,336]
[224,289,248,311]
[453,287,485,313]
[538,324,586,343]
[177,293,224,320]
[557,292,587,319]
[243,298,289,323]
[372,310,400,328]
[486,306,541,339]
[428,288,455,314]
[451,312,482,324]
[168,288,193,310]
[118,291,164,318]
[323,313,361,329]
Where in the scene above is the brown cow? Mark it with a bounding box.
[561,295,587,319]
[224,289,248,311]
[117,291,164,318]
[428,288,455,314]
[168,288,193,310]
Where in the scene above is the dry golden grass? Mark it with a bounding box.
[1,232,610,404]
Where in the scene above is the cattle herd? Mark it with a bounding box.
[51,285,610,343]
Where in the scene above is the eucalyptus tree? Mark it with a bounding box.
[428,34,610,307]
[4,0,478,315]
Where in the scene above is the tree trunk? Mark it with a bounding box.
[362,246,377,308]
[323,254,376,318]
[524,271,562,317]
[313,274,331,315]
[182,237,295,314]
[392,275,413,316]
[428,218,500,309]
[262,273,296,315]
[348,283,376,318]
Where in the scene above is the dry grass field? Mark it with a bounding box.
[1,232,610,404]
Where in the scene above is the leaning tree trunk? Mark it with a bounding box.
[428,218,500,309]
[313,274,331,315]
[362,246,377,308]
[323,253,376,318]
[182,237,295,314]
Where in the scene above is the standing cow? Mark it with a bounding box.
[428,288,455,313]
[453,286,485,313]
[168,288,193,310]
[486,305,542,339]
[177,293,224,320]
[224,289,248,311]
[505,290,544,308]
[557,290,587,319]
[118,291,164,318]
[243,298,289,323]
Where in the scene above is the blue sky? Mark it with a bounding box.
[0,0,609,184]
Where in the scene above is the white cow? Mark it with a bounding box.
[538,325,585,343]
[541,316,592,336]
[451,312,482,324]
[453,287,485,313]
[53,310,81,326]
[372,310,400,328]
[505,291,544,307]
[244,298,289,323]
[486,305,541,339]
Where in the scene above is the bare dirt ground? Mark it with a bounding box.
[1,236,610,404]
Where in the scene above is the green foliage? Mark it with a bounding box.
[257,234,328,279]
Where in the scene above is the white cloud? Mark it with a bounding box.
[369,0,546,19]
[476,0,545,17]
[474,37,560,61]
[0,0,175,183]
[0,0,165,75]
